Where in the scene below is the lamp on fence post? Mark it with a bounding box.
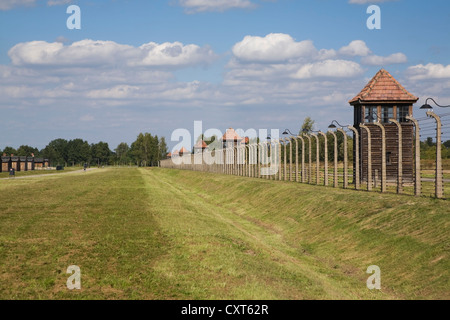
[302,129,312,184]
[420,98,449,198]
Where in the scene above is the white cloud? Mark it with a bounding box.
[178,0,256,13]
[338,40,371,57]
[8,39,216,68]
[135,42,216,67]
[232,33,320,63]
[406,63,450,80]
[361,53,407,66]
[293,60,364,79]
[0,0,35,10]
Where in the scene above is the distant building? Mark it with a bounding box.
[222,128,243,148]
[179,147,189,156]
[194,140,208,153]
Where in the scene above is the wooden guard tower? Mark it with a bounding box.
[349,69,418,182]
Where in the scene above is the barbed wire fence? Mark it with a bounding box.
[160,114,448,200]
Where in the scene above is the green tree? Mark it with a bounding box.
[91,141,111,166]
[115,142,130,164]
[16,145,40,157]
[300,117,315,134]
[159,137,168,160]
[2,146,17,156]
[67,139,91,166]
[41,139,68,165]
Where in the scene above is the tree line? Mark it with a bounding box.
[1,133,168,167]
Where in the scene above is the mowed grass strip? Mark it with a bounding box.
[0,167,448,299]
[0,168,168,299]
[144,168,449,300]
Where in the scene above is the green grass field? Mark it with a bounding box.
[0,167,448,299]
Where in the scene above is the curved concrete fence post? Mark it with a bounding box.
[328,130,338,188]
[336,128,348,189]
[372,122,387,193]
[257,143,261,179]
[426,111,443,199]
[318,131,328,186]
[360,124,372,191]
[297,135,305,183]
[309,133,320,185]
[277,139,282,181]
[303,133,312,184]
[406,116,421,196]
[389,119,403,194]
[292,136,299,182]
[348,126,360,190]
[283,138,288,181]
[288,137,293,181]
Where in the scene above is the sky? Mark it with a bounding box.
[1,0,450,151]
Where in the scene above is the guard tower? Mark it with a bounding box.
[349,69,418,182]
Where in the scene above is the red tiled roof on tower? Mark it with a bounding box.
[179,147,189,155]
[349,69,418,104]
[194,140,208,149]
[222,128,243,142]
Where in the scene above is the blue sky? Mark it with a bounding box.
[1,0,450,151]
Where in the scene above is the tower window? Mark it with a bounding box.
[382,106,393,123]
[398,106,409,122]
[365,106,377,123]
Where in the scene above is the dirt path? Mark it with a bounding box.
[0,168,98,180]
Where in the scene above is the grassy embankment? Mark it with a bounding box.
[0,167,448,299]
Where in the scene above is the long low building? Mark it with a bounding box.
[0,155,49,173]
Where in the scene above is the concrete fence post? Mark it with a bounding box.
[278,140,282,181]
[360,124,372,191]
[318,131,328,186]
[289,137,293,181]
[328,130,338,188]
[297,136,305,183]
[372,122,386,193]
[348,126,360,190]
[405,116,421,196]
[304,134,312,184]
[426,111,443,199]
[310,133,320,185]
[389,119,403,194]
[293,137,299,182]
[337,128,348,189]
[283,139,288,181]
